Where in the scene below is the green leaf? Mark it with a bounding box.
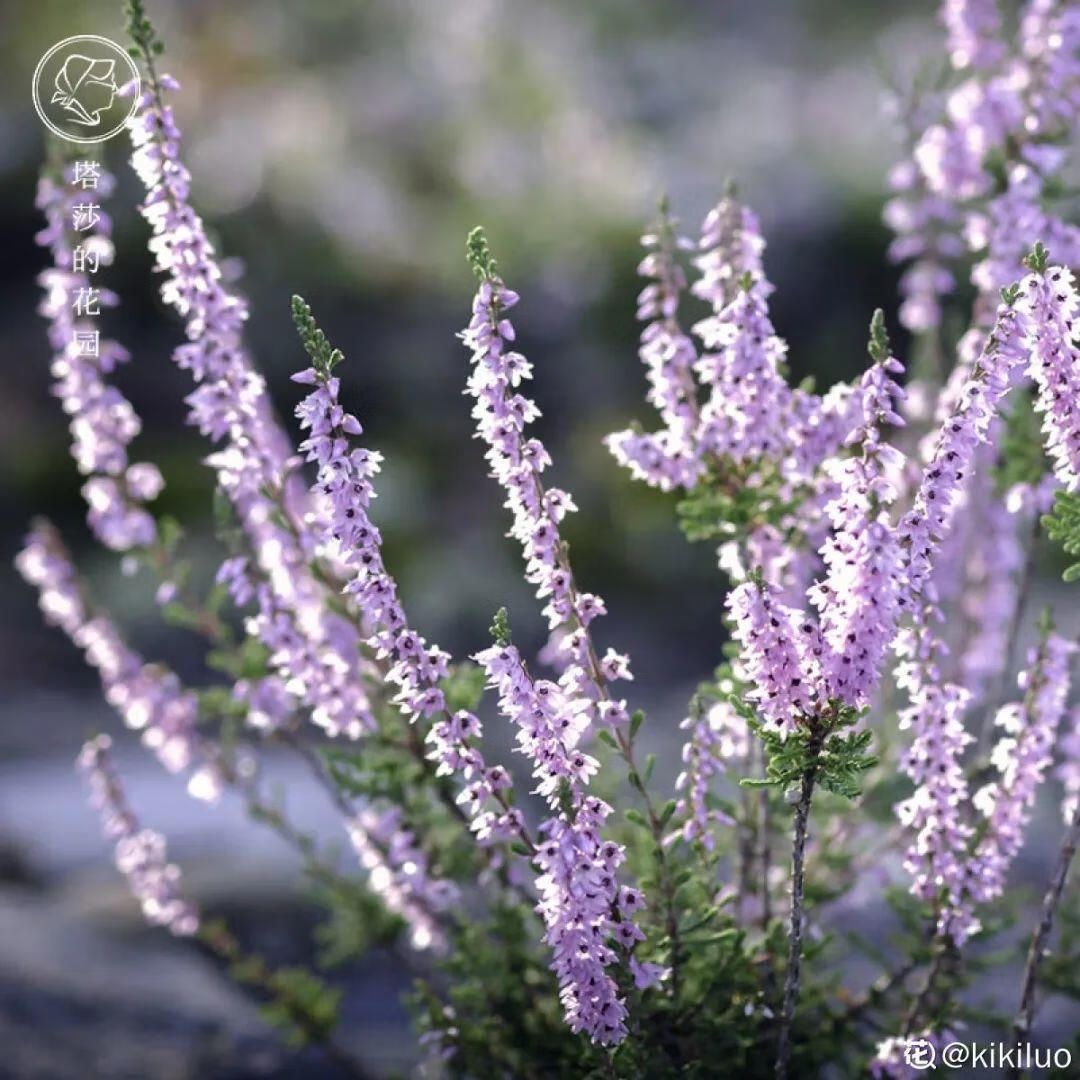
[1044,490,1080,583]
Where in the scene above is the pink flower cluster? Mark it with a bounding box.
[78,734,199,936]
[476,638,660,1042]
[887,0,1080,329]
[17,523,199,776]
[941,0,1005,71]
[809,354,907,705]
[1020,263,1080,491]
[605,206,703,491]
[346,807,459,953]
[463,270,633,732]
[35,164,162,550]
[966,634,1076,909]
[894,619,976,942]
[126,74,376,742]
[669,699,748,851]
[464,259,659,1043]
[897,300,1030,608]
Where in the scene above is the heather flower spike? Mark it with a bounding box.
[78,734,199,936]
[464,230,661,1044]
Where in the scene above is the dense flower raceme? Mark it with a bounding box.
[692,220,792,470]
[966,158,1080,303]
[462,263,633,730]
[898,629,1076,948]
[475,641,655,1044]
[35,163,162,551]
[668,697,749,851]
[17,523,200,778]
[808,348,907,705]
[725,346,909,726]
[292,362,448,724]
[1020,262,1080,491]
[726,579,823,734]
[1020,0,1080,138]
[894,616,977,943]
[289,348,526,854]
[884,0,1080,332]
[346,807,458,952]
[897,297,1030,608]
[608,192,859,504]
[124,73,376,740]
[609,191,869,649]
[604,206,704,492]
[722,275,1049,740]
[464,258,657,1043]
[78,734,199,936]
[892,256,1077,681]
[1059,705,1080,825]
[965,633,1076,910]
[691,192,766,312]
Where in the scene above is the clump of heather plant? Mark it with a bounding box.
[16,1,1080,1077]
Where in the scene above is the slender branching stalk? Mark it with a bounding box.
[775,723,825,1080]
[1013,801,1080,1047]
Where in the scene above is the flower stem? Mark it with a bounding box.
[774,726,824,1080]
[1013,800,1080,1047]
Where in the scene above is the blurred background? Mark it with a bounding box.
[0,0,1031,1075]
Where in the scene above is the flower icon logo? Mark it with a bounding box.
[51,54,120,127]
[904,1038,937,1071]
[32,36,140,144]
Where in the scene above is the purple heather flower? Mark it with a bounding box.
[726,579,822,735]
[35,165,160,551]
[941,0,1006,71]
[347,807,459,953]
[532,806,633,1044]
[897,299,1030,609]
[1057,705,1080,825]
[17,524,199,775]
[126,74,377,740]
[1018,263,1080,491]
[693,274,791,466]
[474,633,646,1043]
[476,642,598,806]
[884,4,1053,327]
[289,356,527,851]
[966,164,1080,303]
[669,698,748,851]
[605,206,703,492]
[462,269,633,732]
[894,619,977,942]
[809,351,907,706]
[888,0,1080,333]
[691,192,766,312]
[1020,0,1080,139]
[884,155,964,333]
[967,633,1076,908]
[288,336,537,943]
[78,734,199,936]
